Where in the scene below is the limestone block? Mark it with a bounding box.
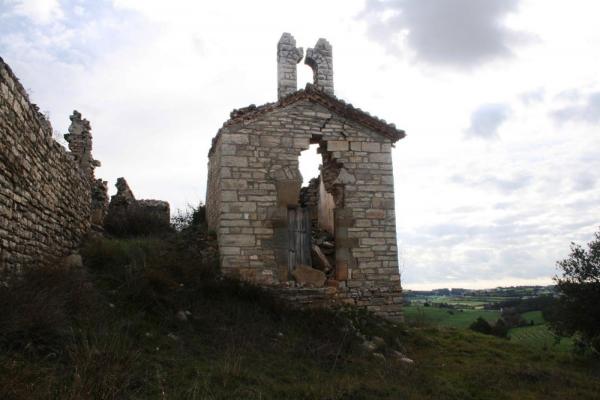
[275,180,301,207]
[368,153,391,163]
[334,168,356,185]
[222,133,249,145]
[366,209,385,219]
[222,156,248,167]
[328,140,348,151]
[362,142,381,152]
[222,179,248,189]
[221,191,238,202]
[292,265,326,288]
[221,234,255,247]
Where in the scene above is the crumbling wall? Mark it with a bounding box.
[91,179,109,227]
[318,177,335,234]
[206,98,403,319]
[0,57,92,270]
[104,177,170,235]
[305,39,333,95]
[206,135,223,231]
[299,177,319,224]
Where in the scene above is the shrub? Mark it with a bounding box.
[172,204,207,232]
[469,317,492,335]
[491,318,509,338]
[104,205,172,238]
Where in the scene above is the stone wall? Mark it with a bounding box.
[0,57,92,270]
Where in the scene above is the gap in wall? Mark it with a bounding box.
[298,143,321,187]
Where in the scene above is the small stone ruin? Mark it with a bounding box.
[206,33,406,320]
[104,177,171,235]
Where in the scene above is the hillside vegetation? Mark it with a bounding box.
[0,225,599,399]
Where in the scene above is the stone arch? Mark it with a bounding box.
[304,38,333,94]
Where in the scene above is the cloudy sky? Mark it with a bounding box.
[2,0,599,289]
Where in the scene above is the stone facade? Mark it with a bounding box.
[0,57,98,271]
[206,34,406,320]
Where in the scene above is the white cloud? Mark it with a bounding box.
[552,91,600,125]
[466,103,511,139]
[8,0,63,24]
[358,0,532,68]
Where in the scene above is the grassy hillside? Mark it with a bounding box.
[1,233,598,399]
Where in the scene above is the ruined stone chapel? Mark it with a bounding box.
[206,33,406,319]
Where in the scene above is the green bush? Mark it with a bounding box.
[470,317,492,335]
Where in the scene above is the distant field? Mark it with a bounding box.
[405,306,574,352]
[408,295,520,309]
[509,324,573,352]
[403,305,500,329]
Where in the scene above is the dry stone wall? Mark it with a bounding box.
[0,57,92,270]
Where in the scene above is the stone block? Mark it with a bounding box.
[327,140,349,151]
[292,265,326,288]
[221,234,256,246]
[368,153,391,163]
[221,191,238,202]
[275,180,300,207]
[336,259,349,281]
[259,135,280,147]
[222,156,248,167]
[362,142,381,152]
[366,209,385,219]
[371,198,394,209]
[334,168,356,184]
[222,179,247,189]
[222,133,249,145]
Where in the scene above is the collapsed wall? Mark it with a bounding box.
[104,177,170,235]
[0,57,95,270]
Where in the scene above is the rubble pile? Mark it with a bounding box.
[310,227,335,277]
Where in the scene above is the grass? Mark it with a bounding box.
[404,305,501,329]
[509,324,574,352]
[0,230,598,399]
[521,311,545,325]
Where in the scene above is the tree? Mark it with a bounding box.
[469,317,492,335]
[491,318,509,338]
[548,228,600,354]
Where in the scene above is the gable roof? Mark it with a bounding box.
[209,84,405,155]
